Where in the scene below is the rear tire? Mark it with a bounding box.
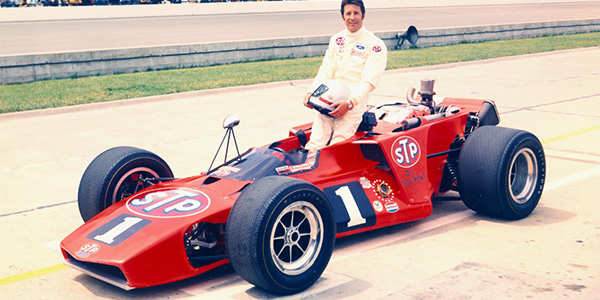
[226,176,335,295]
[78,147,173,222]
[458,126,545,220]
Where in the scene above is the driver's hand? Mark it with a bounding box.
[303,92,314,109]
[330,101,349,118]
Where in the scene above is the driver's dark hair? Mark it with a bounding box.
[341,0,365,16]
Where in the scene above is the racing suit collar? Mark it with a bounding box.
[345,26,367,41]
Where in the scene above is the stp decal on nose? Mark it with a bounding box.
[76,243,101,257]
[127,188,211,218]
[391,136,421,168]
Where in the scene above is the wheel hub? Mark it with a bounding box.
[285,227,301,245]
[112,167,160,205]
[509,148,538,204]
[270,201,324,276]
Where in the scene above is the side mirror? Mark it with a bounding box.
[222,114,240,129]
[209,114,242,172]
[395,25,418,50]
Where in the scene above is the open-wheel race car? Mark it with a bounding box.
[60,79,546,294]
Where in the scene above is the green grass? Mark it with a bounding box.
[1,32,598,114]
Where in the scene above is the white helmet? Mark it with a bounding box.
[308,79,350,116]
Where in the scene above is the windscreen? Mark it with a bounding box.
[208,148,287,181]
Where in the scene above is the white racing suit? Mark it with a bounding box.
[305,26,388,151]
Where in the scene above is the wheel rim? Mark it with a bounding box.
[508,148,538,204]
[111,167,160,205]
[270,201,323,276]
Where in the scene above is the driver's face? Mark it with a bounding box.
[342,4,364,33]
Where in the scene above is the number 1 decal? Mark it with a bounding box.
[93,216,144,244]
[87,214,152,246]
[324,182,376,233]
[335,186,367,227]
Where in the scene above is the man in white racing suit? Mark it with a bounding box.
[303,0,387,151]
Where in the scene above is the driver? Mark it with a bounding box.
[303,0,387,151]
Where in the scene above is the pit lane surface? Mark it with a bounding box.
[1,1,598,56]
[1,47,599,299]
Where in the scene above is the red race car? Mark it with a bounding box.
[61,80,546,294]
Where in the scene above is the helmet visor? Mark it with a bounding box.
[311,84,329,98]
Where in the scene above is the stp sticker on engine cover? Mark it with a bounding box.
[127,188,211,218]
[391,136,421,168]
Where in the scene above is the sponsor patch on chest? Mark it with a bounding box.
[350,44,366,59]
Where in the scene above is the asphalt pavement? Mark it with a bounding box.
[1,0,599,298]
[1,47,599,299]
[0,0,598,55]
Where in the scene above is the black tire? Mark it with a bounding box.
[226,176,336,295]
[78,146,173,222]
[458,126,545,220]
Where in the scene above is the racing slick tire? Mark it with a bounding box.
[226,176,336,295]
[78,146,173,222]
[458,126,545,220]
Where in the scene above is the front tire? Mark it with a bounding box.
[78,146,173,222]
[458,126,545,220]
[226,176,336,295]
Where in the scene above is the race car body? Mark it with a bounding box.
[62,177,247,289]
[61,90,545,294]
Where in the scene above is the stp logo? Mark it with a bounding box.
[391,136,421,168]
[127,188,210,218]
[76,243,100,258]
[336,37,346,46]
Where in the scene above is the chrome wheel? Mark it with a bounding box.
[270,201,323,276]
[78,146,173,222]
[458,126,545,220]
[508,148,538,204]
[111,167,160,205]
[227,176,335,294]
